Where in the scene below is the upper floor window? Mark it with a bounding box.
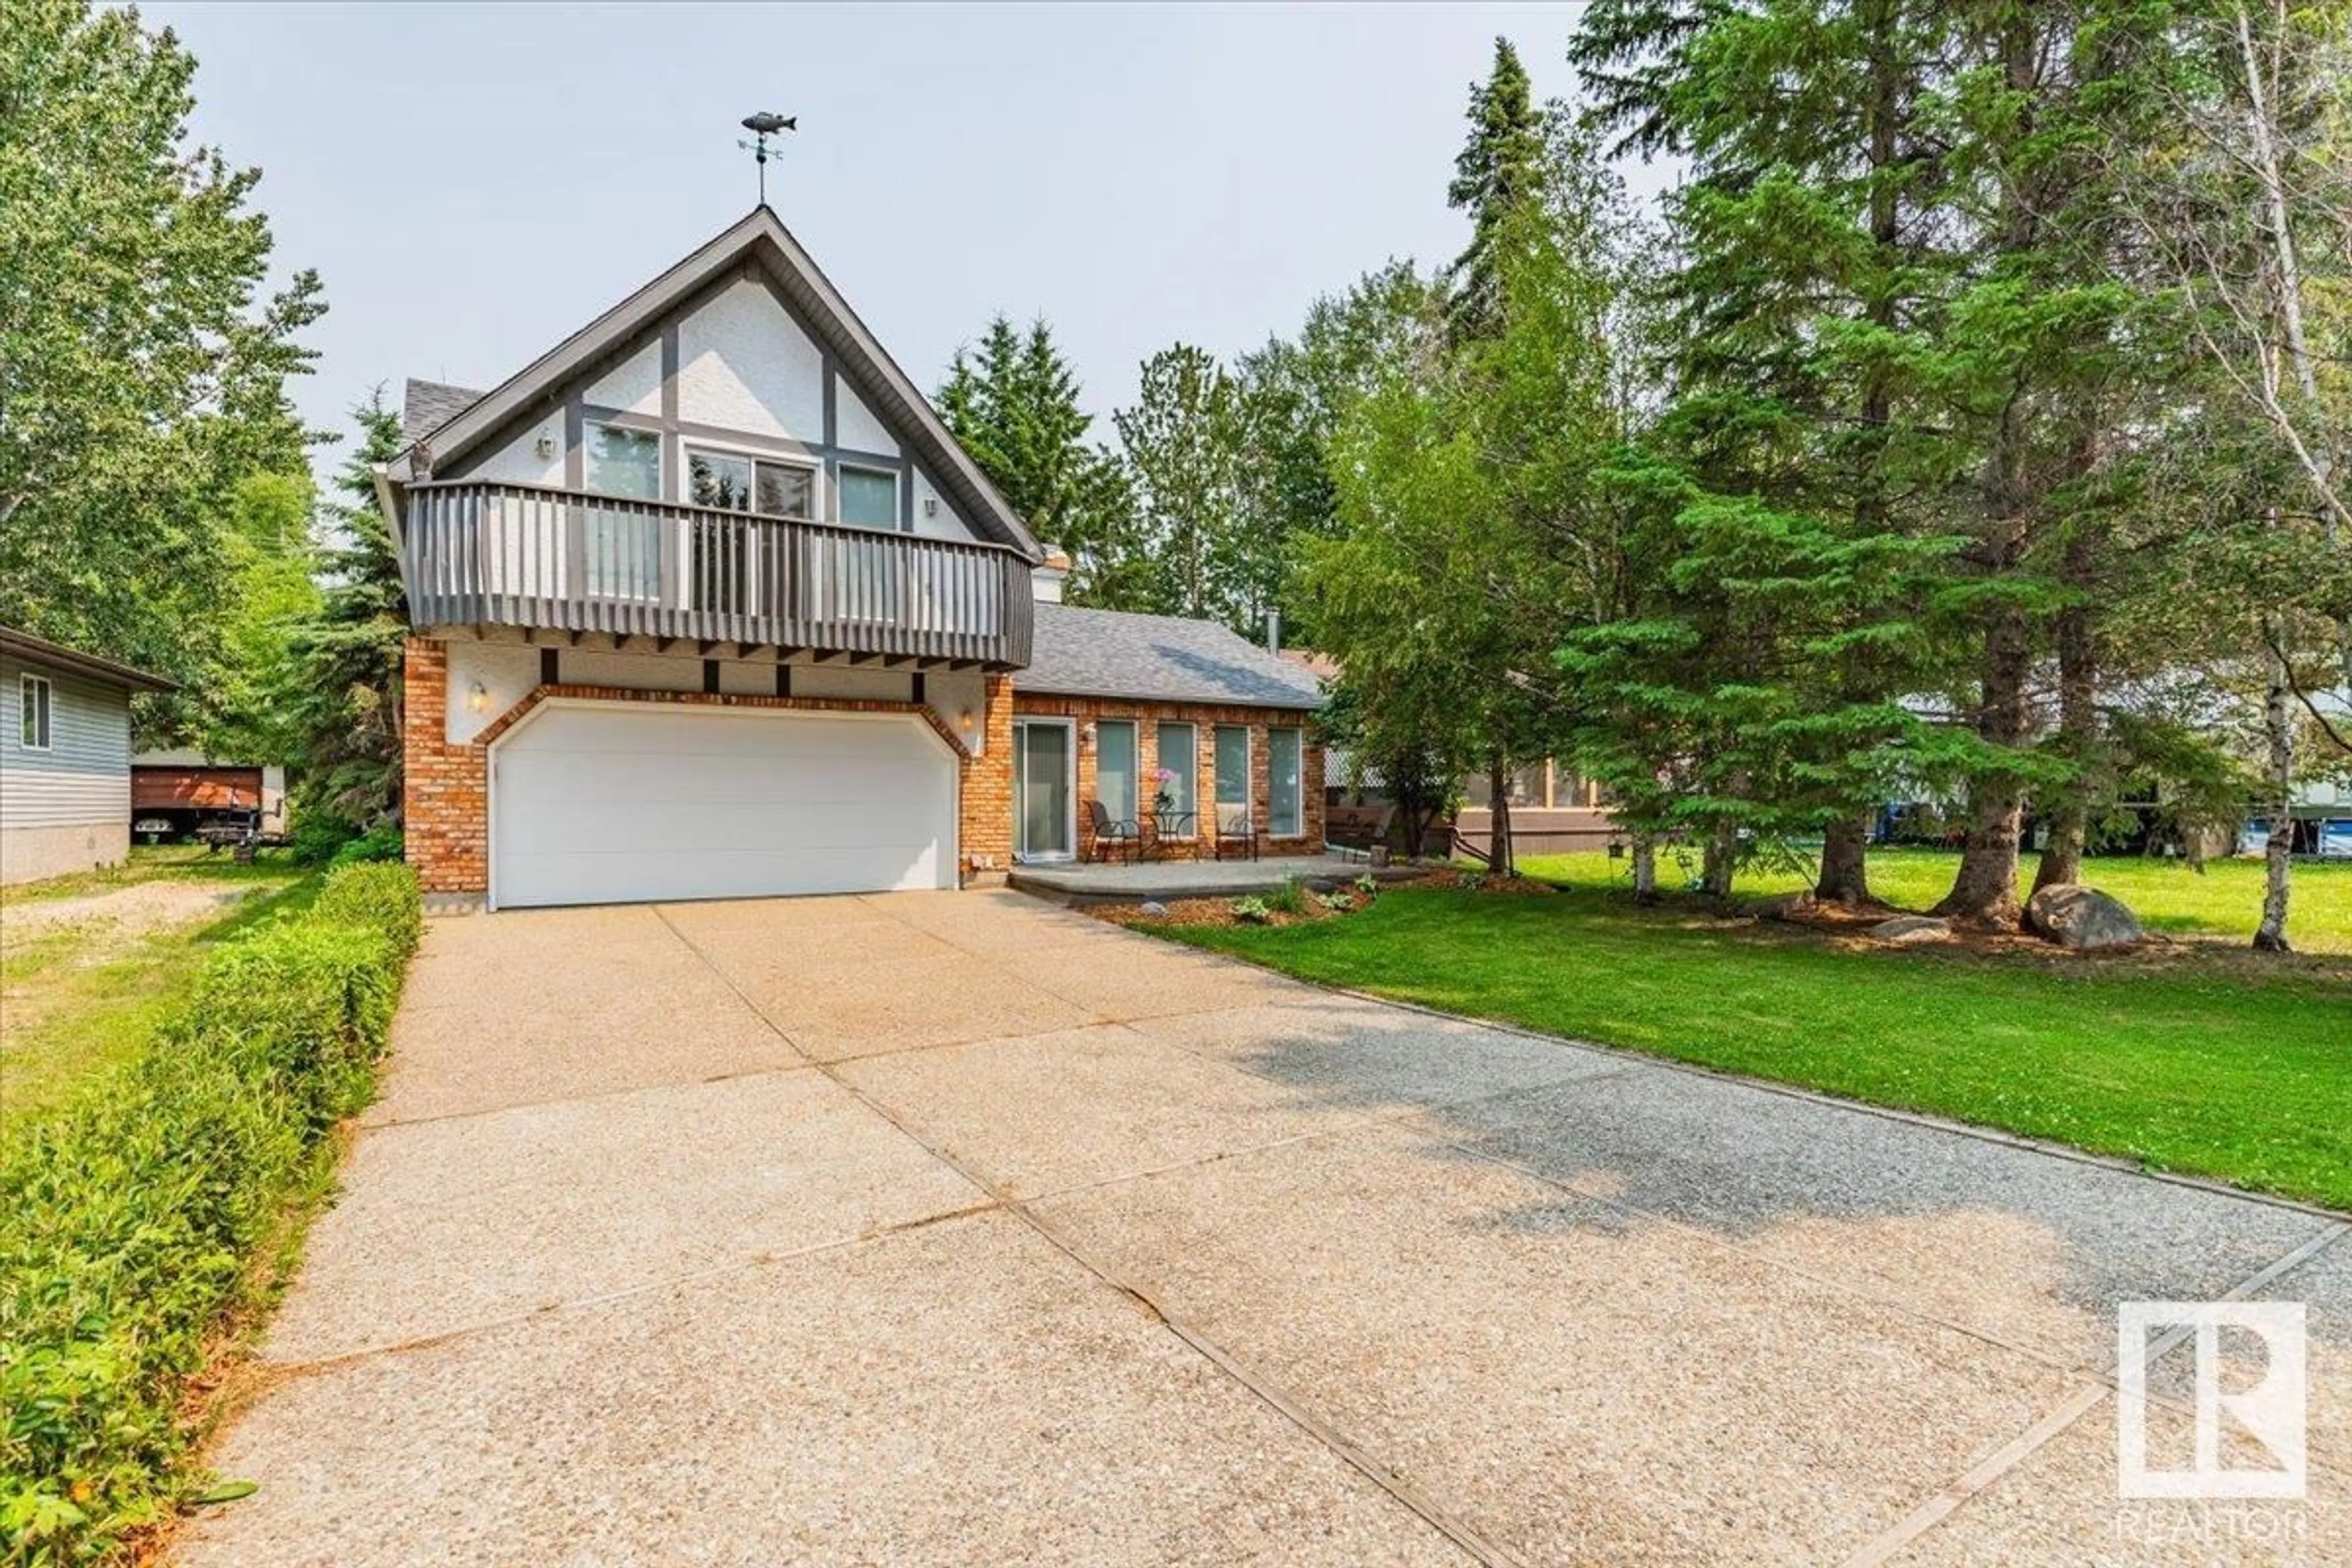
[585,421,660,500]
[838,464,900,529]
[688,446,814,521]
[19,674,52,750]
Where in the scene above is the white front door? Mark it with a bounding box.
[489,703,957,908]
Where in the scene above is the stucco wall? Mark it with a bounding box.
[677,277,825,442]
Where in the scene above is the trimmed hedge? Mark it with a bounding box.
[0,862,423,1564]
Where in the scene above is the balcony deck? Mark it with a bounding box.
[401,480,1034,668]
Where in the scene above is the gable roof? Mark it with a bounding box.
[0,625,174,693]
[382,207,1040,559]
[1021,604,1325,710]
[402,378,481,445]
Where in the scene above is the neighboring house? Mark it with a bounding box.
[130,749,289,840]
[382,206,1324,910]
[0,626,173,886]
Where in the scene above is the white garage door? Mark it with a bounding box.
[491,704,956,908]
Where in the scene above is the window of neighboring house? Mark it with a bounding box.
[686,447,814,521]
[837,464,900,529]
[1269,727,1303,837]
[583,422,662,600]
[1096,720,1137,826]
[1155,722,1196,834]
[18,674,51,750]
[1213,724,1251,832]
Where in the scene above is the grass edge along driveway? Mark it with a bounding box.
[1156,886,2352,1212]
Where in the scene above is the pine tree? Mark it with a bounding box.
[288,392,408,827]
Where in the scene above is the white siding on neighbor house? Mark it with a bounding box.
[833,373,899,458]
[0,654,132,830]
[677,279,824,442]
[585,337,662,415]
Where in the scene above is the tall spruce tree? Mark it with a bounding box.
[938,314,1130,596]
[288,392,407,827]
[1572,0,1972,902]
[1113,344,1250,626]
[1446,38,1548,342]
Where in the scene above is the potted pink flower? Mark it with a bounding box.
[1152,767,1177,815]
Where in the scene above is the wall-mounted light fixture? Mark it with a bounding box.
[957,706,975,734]
[534,429,557,461]
[922,497,939,518]
[467,680,491,714]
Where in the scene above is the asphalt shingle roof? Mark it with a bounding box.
[402,378,483,445]
[1022,603,1324,710]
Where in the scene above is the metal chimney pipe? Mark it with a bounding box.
[1266,608,1282,655]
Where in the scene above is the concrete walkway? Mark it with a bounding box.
[181,891,2348,1566]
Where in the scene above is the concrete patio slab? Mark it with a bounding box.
[1006,851,1419,905]
[264,1069,978,1362]
[181,1212,1468,1568]
[1034,1117,2095,1568]
[835,1022,1384,1199]
[1436,1068,2345,1374]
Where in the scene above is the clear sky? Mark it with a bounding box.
[144,1,1656,458]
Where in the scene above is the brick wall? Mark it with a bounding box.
[402,638,487,894]
[400,638,1020,896]
[960,674,1014,884]
[1007,693,1324,862]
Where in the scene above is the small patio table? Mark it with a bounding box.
[1142,809,1197,861]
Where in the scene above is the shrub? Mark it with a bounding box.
[0,862,422,1563]
[1316,891,1357,913]
[326,823,403,870]
[1354,873,1379,898]
[1231,895,1274,924]
[284,811,358,867]
[1267,877,1309,916]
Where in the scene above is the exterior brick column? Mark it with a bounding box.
[959,674,1015,884]
[401,638,489,894]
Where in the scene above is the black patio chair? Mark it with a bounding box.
[1087,799,1141,864]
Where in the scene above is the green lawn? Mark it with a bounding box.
[1515,846,2352,953]
[0,848,317,1130]
[1158,883,2352,1210]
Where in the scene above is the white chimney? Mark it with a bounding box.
[1032,546,1071,603]
[1265,608,1282,655]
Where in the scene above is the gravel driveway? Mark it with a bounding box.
[178,890,2348,1567]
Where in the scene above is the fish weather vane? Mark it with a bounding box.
[738,111,797,206]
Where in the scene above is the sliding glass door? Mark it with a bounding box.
[1012,720,1074,861]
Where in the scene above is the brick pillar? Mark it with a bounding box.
[959,674,1015,884]
[401,638,488,895]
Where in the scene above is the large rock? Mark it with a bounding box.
[2026,884,2144,951]
[1869,914,1953,946]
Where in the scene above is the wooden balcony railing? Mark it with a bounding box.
[402,480,1034,667]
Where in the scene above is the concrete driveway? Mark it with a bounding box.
[182,891,2348,1567]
